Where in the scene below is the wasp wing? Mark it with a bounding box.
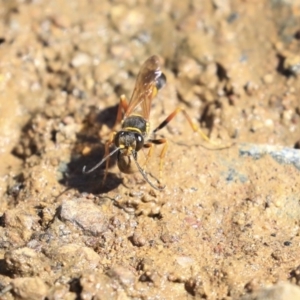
[124,55,166,121]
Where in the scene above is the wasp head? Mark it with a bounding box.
[114,131,144,155]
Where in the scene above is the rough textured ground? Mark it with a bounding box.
[0,0,300,299]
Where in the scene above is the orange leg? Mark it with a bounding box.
[111,95,129,131]
[142,142,155,168]
[147,138,168,184]
[152,107,231,149]
[83,131,118,186]
[102,131,116,186]
[101,95,129,184]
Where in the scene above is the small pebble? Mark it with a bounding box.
[263,73,274,84]
[71,53,91,68]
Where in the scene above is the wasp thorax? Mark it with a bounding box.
[115,131,144,151]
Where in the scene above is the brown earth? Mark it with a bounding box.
[0,0,300,299]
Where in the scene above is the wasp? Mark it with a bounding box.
[83,55,229,190]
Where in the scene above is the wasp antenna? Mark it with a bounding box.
[132,152,165,191]
[83,147,120,174]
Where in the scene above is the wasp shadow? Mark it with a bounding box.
[59,104,123,194]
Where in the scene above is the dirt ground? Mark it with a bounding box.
[0,0,300,299]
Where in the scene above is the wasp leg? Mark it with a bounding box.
[147,138,168,185]
[152,107,232,149]
[111,95,129,131]
[142,142,154,168]
[102,131,117,186]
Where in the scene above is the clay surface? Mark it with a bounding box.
[0,1,300,299]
